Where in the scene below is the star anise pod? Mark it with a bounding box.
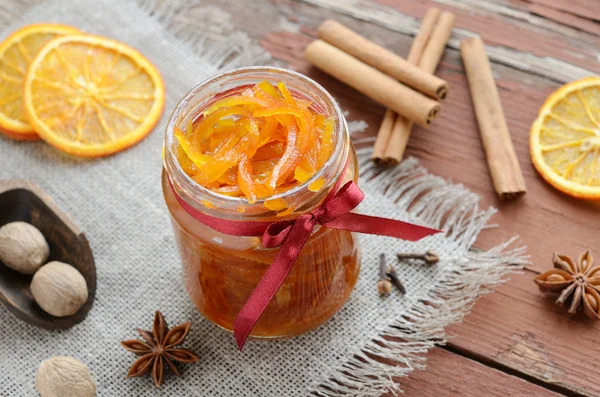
[534,251,600,319]
[121,311,199,387]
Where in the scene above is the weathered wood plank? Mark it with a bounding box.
[255,0,600,276]
[251,3,600,395]
[528,4,600,36]
[298,0,599,82]
[525,0,600,22]
[446,270,600,396]
[392,347,566,397]
[436,0,600,37]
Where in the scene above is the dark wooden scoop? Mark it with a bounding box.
[0,180,96,329]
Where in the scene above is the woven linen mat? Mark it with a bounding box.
[0,0,526,395]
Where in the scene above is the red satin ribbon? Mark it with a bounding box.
[168,172,440,350]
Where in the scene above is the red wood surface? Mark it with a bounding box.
[529,4,600,36]
[373,0,600,71]
[447,270,600,396]
[256,1,600,395]
[255,0,600,276]
[395,348,565,397]
[525,0,600,22]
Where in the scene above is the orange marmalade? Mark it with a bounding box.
[162,67,360,338]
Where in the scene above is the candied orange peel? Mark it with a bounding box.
[175,81,335,204]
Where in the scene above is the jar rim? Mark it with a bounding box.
[163,66,349,215]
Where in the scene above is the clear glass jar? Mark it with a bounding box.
[162,67,360,339]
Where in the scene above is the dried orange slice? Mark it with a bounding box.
[0,24,79,140]
[23,34,165,157]
[530,77,600,199]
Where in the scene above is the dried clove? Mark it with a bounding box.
[377,254,406,295]
[377,279,392,295]
[397,250,439,265]
[377,254,391,295]
[386,266,406,294]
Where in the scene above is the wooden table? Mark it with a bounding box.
[217,0,600,395]
[3,0,598,395]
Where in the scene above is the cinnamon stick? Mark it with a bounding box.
[418,12,456,75]
[383,11,455,164]
[305,40,440,126]
[318,19,449,100]
[460,37,526,199]
[372,8,441,162]
[372,109,397,162]
[407,9,442,68]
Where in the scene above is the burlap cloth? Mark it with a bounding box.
[0,0,525,395]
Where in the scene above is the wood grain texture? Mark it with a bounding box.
[524,0,600,22]
[230,0,600,395]
[391,347,565,397]
[528,4,600,36]
[0,180,96,329]
[300,0,599,82]
[434,0,597,39]
[446,270,600,396]
[255,0,600,275]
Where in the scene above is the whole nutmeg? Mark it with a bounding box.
[36,356,96,397]
[31,261,88,317]
[0,221,49,274]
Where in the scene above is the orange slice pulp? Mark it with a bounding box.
[23,34,165,157]
[530,77,600,199]
[0,23,79,140]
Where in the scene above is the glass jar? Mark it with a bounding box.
[162,67,360,339]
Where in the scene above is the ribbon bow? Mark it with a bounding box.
[169,173,439,350]
[261,180,363,248]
